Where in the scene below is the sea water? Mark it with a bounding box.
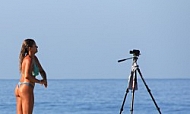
[0,79,189,114]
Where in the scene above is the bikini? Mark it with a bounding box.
[18,60,39,88]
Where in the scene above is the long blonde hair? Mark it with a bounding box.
[19,39,35,72]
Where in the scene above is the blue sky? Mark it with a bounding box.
[0,0,189,79]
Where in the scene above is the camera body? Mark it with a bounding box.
[130,49,140,56]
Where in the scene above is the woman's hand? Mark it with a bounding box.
[41,79,48,88]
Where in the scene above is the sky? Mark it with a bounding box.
[0,0,190,79]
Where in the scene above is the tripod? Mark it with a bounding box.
[118,56,161,114]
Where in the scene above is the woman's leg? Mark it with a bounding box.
[19,85,34,114]
[15,86,23,114]
[30,92,34,114]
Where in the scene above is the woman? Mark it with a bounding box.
[15,39,48,114]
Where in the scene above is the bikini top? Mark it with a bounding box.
[32,60,39,76]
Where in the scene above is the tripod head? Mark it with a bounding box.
[118,49,140,63]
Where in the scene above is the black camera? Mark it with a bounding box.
[129,49,140,56]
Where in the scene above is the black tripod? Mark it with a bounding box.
[118,53,161,114]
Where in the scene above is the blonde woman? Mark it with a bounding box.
[15,39,47,114]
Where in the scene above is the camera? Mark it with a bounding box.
[129,49,140,56]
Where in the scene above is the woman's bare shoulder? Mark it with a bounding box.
[23,55,32,63]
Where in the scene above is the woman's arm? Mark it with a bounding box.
[34,56,48,87]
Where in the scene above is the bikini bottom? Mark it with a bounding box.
[18,82,34,88]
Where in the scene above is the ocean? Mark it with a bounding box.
[0,79,189,114]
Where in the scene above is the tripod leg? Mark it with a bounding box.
[120,71,135,114]
[119,88,129,114]
[130,89,135,114]
[137,68,162,114]
[130,71,137,114]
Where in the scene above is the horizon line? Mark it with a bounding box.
[0,78,189,80]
